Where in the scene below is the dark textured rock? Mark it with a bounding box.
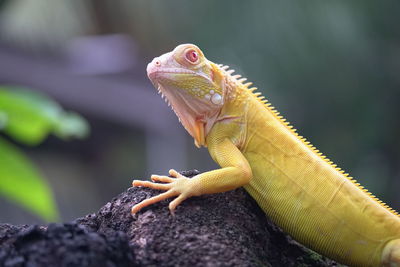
[0,223,133,267]
[0,170,340,267]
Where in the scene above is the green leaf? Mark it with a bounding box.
[54,112,90,140]
[0,111,7,130]
[0,136,59,221]
[0,87,89,145]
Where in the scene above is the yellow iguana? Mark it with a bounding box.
[131,44,400,266]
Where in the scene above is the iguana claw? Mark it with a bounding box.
[131,169,193,215]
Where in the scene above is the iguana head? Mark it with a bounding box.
[147,44,226,147]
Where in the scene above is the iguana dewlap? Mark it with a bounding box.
[131,44,400,267]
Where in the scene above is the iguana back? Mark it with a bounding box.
[236,87,400,266]
[132,43,400,267]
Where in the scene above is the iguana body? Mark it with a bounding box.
[131,44,400,266]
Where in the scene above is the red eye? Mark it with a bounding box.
[185,49,199,63]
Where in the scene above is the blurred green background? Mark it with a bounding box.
[0,0,399,224]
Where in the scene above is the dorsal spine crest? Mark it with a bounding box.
[220,64,400,217]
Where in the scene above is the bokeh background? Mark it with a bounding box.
[0,0,399,224]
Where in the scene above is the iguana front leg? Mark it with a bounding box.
[131,138,252,214]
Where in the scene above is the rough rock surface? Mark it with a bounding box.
[0,170,341,267]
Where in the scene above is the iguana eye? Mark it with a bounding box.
[185,49,199,64]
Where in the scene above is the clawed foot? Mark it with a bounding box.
[131,169,198,215]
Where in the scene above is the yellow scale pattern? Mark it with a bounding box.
[217,63,400,218]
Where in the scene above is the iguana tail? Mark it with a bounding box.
[382,239,400,266]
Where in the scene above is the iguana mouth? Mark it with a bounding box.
[148,68,210,83]
[148,68,195,81]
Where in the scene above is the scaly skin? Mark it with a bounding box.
[131,44,400,266]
